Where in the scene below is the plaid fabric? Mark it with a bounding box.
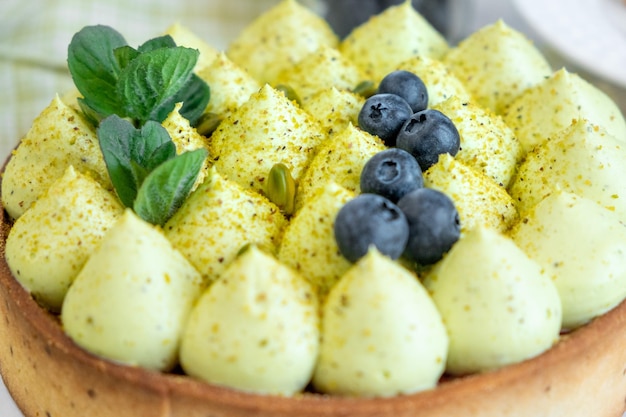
[0,0,327,159]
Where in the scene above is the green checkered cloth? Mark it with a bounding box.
[0,0,325,160]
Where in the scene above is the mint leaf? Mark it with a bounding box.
[154,74,210,126]
[98,116,176,207]
[113,45,139,70]
[128,160,151,195]
[77,98,107,126]
[145,141,178,171]
[97,115,138,207]
[117,46,199,124]
[138,35,177,53]
[171,74,211,126]
[134,149,207,226]
[127,121,176,188]
[68,25,127,117]
[134,122,177,171]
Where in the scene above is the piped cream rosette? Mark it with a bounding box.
[510,191,626,329]
[5,166,123,311]
[313,248,448,397]
[424,227,562,375]
[180,245,319,396]
[61,210,205,371]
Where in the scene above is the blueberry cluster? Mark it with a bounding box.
[357,70,460,171]
[334,182,460,267]
[334,70,461,266]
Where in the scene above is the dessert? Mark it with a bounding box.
[1,0,626,416]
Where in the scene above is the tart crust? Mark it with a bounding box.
[1,173,626,417]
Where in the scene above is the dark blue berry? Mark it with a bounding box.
[334,194,409,263]
[358,93,413,146]
[360,148,423,203]
[378,70,429,113]
[396,109,460,171]
[397,188,460,265]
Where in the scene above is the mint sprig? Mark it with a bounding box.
[98,115,206,226]
[68,25,210,127]
[69,25,212,226]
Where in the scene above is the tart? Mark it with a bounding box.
[2,0,626,416]
[2,236,626,416]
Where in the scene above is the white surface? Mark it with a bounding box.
[0,374,22,417]
[512,0,626,88]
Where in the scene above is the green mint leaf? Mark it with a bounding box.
[145,141,178,171]
[97,115,138,207]
[150,74,210,126]
[77,97,107,126]
[134,122,177,171]
[138,35,177,53]
[98,116,177,207]
[134,149,207,226]
[114,45,139,69]
[171,74,211,126]
[117,46,199,124]
[68,25,127,117]
[128,159,151,192]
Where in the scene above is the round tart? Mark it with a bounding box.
[2,1,626,416]
[2,223,626,416]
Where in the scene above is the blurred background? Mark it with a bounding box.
[0,0,624,157]
[0,1,625,414]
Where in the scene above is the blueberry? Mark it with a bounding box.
[358,93,413,146]
[334,194,409,263]
[360,148,423,203]
[378,70,429,113]
[397,188,460,265]
[396,109,461,171]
